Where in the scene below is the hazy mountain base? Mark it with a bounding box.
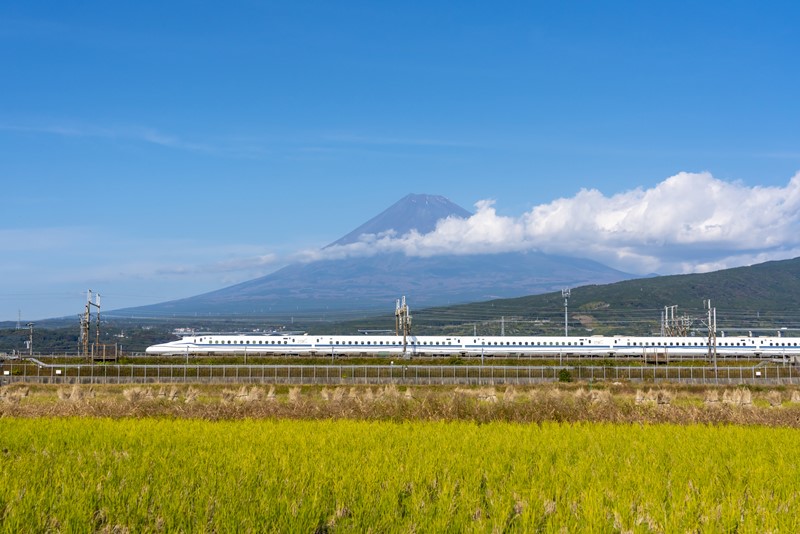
[3,383,800,426]
[116,251,635,317]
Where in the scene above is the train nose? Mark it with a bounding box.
[145,344,170,354]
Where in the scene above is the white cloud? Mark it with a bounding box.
[310,171,800,274]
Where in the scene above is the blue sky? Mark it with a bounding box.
[2,1,800,320]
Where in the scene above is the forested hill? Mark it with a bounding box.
[522,256,800,311]
[396,256,800,336]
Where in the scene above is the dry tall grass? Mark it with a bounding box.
[3,383,800,426]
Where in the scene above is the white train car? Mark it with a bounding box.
[146,332,800,359]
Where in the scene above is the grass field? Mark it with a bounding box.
[1,417,798,532]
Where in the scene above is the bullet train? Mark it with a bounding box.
[145,332,800,359]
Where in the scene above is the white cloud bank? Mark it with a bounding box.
[306,172,800,275]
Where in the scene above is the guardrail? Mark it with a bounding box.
[1,359,798,385]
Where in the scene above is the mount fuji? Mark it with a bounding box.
[113,194,636,317]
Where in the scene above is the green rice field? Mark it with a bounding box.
[1,418,798,532]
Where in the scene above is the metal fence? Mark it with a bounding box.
[1,359,798,386]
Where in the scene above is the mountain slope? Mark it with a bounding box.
[119,251,633,316]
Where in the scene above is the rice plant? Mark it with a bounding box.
[1,418,799,531]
